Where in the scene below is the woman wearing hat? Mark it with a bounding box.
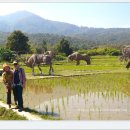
[2,63,13,108]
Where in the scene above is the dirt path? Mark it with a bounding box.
[0,101,43,120]
[0,69,129,82]
[25,69,130,79]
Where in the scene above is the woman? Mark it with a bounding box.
[2,63,13,108]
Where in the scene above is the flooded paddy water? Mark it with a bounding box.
[22,73,130,120]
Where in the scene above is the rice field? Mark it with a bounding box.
[24,74,130,120]
[0,56,130,120]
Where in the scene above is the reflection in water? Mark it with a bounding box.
[22,73,130,120]
[35,92,130,120]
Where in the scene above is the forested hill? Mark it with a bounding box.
[0,31,130,50]
[0,11,130,49]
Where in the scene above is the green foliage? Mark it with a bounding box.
[78,47,121,56]
[54,54,66,61]
[6,30,30,53]
[0,48,17,62]
[42,40,47,52]
[35,40,48,54]
[1,28,130,51]
[0,107,27,120]
[35,48,43,54]
[106,49,121,56]
[33,40,49,54]
[57,38,73,56]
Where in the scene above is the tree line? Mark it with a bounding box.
[0,30,122,62]
[0,30,73,62]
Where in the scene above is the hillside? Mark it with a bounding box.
[0,11,79,34]
[0,11,130,48]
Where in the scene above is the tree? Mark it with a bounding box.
[57,38,73,56]
[42,40,47,52]
[6,30,30,54]
[35,40,48,54]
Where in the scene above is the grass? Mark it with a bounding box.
[0,107,27,120]
[0,55,127,77]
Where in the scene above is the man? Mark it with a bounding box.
[13,61,26,112]
[2,63,13,108]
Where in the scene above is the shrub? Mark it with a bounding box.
[54,54,66,61]
[77,47,121,56]
[109,50,121,56]
[0,48,17,62]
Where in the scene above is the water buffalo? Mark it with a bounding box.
[120,45,130,62]
[25,54,54,75]
[119,55,128,62]
[126,62,130,69]
[44,51,54,59]
[68,52,91,65]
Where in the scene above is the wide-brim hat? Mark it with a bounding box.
[13,60,18,64]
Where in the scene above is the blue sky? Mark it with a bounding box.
[0,3,130,28]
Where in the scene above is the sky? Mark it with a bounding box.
[0,3,130,28]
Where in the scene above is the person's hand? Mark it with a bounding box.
[5,85,8,87]
[5,84,9,92]
[5,83,9,88]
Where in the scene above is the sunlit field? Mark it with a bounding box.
[0,56,130,120]
[0,55,128,77]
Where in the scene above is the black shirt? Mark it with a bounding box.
[14,70,20,84]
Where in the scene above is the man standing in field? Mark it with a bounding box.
[12,61,26,112]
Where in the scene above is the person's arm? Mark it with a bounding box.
[2,73,8,87]
[21,68,26,88]
[11,71,14,86]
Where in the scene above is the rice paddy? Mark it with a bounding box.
[0,56,130,120]
[24,73,130,120]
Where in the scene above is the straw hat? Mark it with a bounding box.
[3,63,10,70]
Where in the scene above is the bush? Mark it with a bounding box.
[54,54,66,61]
[0,48,17,62]
[107,49,121,56]
[57,53,66,57]
[78,50,88,54]
[77,47,121,56]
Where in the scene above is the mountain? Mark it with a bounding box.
[0,11,80,34]
[0,10,130,48]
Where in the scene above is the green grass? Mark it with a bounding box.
[0,55,126,76]
[0,107,27,120]
[25,55,128,76]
